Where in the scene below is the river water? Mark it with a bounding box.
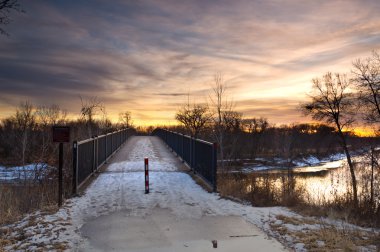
[231,157,380,205]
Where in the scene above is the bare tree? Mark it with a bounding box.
[222,110,243,160]
[119,111,133,128]
[352,50,380,124]
[302,72,358,207]
[36,104,67,126]
[223,111,242,132]
[209,73,232,168]
[14,101,35,165]
[175,102,211,138]
[0,0,23,36]
[80,96,105,137]
[242,117,269,159]
[35,105,67,161]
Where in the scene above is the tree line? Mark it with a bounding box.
[0,98,133,167]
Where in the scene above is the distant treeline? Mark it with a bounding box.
[166,122,377,162]
[0,99,132,167]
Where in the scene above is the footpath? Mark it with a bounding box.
[2,136,288,251]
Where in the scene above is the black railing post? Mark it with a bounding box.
[92,137,96,173]
[212,142,217,192]
[176,133,180,156]
[105,134,108,164]
[189,136,192,169]
[72,141,78,195]
[181,134,185,162]
[193,138,197,174]
[58,142,63,207]
[118,130,121,148]
[95,136,99,170]
[190,137,194,172]
[110,133,113,153]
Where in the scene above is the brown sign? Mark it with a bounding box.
[52,126,70,143]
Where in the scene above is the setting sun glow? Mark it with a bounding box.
[0,1,380,127]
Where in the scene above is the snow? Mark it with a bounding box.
[293,156,321,167]
[240,150,367,173]
[0,163,53,182]
[293,160,343,173]
[2,136,378,251]
[241,165,277,172]
[1,137,288,251]
[242,153,349,173]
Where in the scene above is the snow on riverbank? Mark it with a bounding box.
[241,152,354,173]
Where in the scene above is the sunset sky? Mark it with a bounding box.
[1,0,380,126]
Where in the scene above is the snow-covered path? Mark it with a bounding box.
[2,136,289,251]
[75,136,287,251]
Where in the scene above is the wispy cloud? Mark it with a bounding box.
[0,0,379,124]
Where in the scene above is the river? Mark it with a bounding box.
[225,155,380,206]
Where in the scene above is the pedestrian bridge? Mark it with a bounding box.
[72,128,217,194]
[70,135,286,251]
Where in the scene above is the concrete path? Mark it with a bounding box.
[75,136,287,252]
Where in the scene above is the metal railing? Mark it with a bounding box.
[153,128,217,192]
[72,128,134,194]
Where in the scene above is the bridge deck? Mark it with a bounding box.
[101,135,188,173]
[71,136,286,251]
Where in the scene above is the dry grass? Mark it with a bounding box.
[298,226,379,251]
[7,241,68,252]
[218,171,380,228]
[217,172,305,207]
[292,199,380,228]
[270,214,380,251]
[0,238,8,252]
[52,243,69,251]
[0,214,71,251]
[0,228,12,252]
[276,214,318,226]
[0,181,58,226]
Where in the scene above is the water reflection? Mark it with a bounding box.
[235,159,380,205]
[294,167,352,204]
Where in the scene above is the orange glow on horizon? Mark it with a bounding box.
[351,128,378,137]
[1,110,379,135]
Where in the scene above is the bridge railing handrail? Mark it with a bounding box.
[152,128,217,192]
[72,128,135,194]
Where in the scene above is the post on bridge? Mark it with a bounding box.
[144,157,149,194]
[52,126,70,207]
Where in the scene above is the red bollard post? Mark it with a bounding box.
[145,158,149,194]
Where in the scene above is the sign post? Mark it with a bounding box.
[144,158,149,194]
[52,126,70,207]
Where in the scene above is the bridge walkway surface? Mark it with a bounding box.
[2,136,288,251]
[76,135,287,251]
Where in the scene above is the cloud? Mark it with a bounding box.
[0,0,380,125]
[236,98,307,124]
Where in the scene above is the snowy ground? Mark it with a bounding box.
[0,163,53,182]
[241,152,358,173]
[1,136,378,251]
